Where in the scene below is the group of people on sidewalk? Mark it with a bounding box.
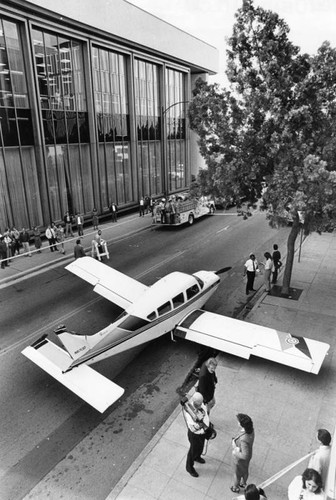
[243,244,282,295]
[181,357,332,499]
[0,226,37,266]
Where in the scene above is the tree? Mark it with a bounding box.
[188,0,336,295]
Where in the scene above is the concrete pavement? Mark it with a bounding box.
[2,215,335,499]
[106,232,336,500]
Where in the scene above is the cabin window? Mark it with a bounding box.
[158,301,172,316]
[147,311,157,321]
[186,284,199,300]
[119,315,150,331]
[172,293,184,308]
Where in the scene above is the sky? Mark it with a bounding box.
[127,0,336,87]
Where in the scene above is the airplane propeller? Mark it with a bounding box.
[215,266,232,275]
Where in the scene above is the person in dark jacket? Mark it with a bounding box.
[197,357,218,414]
[0,236,8,268]
[74,239,85,259]
[272,243,281,284]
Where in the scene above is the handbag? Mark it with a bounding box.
[204,422,217,440]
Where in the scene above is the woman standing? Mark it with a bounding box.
[230,413,255,494]
[33,226,42,253]
[288,468,324,499]
[261,252,273,292]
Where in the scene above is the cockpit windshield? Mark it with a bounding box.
[194,276,204,289]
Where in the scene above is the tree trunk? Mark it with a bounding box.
[281,216,301,296]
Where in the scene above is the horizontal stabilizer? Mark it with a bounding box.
[22,337,124,413]
[66,257,148,309]
[175,310,329,374]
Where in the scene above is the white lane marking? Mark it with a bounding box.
[1,251,186,356]
[216,225,230,233]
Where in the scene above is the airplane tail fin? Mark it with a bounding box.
[54,325,95,361]
[22,335,124,412]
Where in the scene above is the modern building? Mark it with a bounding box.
[0,0,218,231]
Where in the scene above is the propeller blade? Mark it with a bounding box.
[215,266,232,275]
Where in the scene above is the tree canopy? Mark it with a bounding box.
[188,0,336,294]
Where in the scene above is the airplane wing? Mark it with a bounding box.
[66,257,148,309]
[22,336,124,413]
[174,310,329,374]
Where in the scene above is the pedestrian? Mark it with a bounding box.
[33,226,42,253]
[20,227,32,257]
[149,196,154,214]
[231,413,255,494]
[3,229,13,262]
[197,357,218,414]
[244,484,267,500]
[260,252,273,292]
[272,244,282,284]
[45,224,58,252]
[56,224,65,254]
[144,195,150,214]
[11,227,21,255]
[288,468,324,499]
[74,239,85,259]
[110,202,118,222]
[159,198,166,224]
[0,236,9,268]
[243,253,259,295]
[76,212,84,236]
[63,210,74,237]
[92,207,99,230]
[308,429,331,488]
[182,392,209,478]
[139,197,145,217]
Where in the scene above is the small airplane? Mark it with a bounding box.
[22,257,329,413]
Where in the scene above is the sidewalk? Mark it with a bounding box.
[106,232,336,500]
[0,212,151,288]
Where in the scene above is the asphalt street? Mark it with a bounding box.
[0,208,290,499]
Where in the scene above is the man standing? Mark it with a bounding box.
[45,224,58,252]
[198,357,218,414]
[74,239,85,259]
[110,202,118,222]
[243,253,259,295]
[272,244,281,284]
[139,197,145,217]
[0,236,9,268]
[63,211,74,237]
[76,213,84,236]
[182,392,209,478]
[20,227,32,257]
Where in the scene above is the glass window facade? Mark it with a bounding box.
[0,17,41,231]
[134,59,162,198]
[166,68,187,192]
[32,28,91,220]
[93,46,132,206]
[0,9,193,233]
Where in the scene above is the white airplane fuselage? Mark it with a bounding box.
[69,270,220,369]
